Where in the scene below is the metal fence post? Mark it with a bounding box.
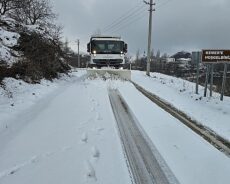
[210,64,214,97]
[220,63,227,101]
[195,52,200,94]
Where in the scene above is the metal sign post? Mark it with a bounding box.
[193,51,201,94]
[220,63,228,101]
[196,60,199,94]
[210,64,214,97]
[204,64,210,97]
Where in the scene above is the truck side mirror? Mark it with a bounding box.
[87,43,90,52]
[124,43,128,53]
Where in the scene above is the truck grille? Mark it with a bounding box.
[93,59,123,65]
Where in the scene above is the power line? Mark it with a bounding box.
[103,5,146,33]
[107,7,146,33]
[105,0,174,35]
[156,0,173,9]
[102,1,143,31]
[109,11,146,34]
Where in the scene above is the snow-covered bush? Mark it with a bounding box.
[0,0,70,83]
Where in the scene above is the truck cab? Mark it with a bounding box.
[87,36,127,68]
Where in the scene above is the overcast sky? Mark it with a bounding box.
[51,0,230,56]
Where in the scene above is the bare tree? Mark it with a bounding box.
[12,0,56,25]
[135,49,140,65]
[92,29,102,37]
[0,0,20,16]
[0,0,9,15]
[156,49,161,62]
[45,23,63,45]
[150,49,154,60]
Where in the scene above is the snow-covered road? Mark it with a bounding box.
[0,70,230,184]
[109,89,178,184]
[0,73,131,184]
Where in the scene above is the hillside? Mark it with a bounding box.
[0,1,70,83]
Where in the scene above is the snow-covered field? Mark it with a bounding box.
[0,69,230,184]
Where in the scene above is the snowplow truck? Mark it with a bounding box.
[87,36,127,68]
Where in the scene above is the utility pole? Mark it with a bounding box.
[144,0,155,76]
[77,39,80,68]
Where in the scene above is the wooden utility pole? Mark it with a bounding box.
[77,39,80,68]
[144,0,155,76]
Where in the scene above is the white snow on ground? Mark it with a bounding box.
[0,71,85,134]
[0,44,14,64]
[0,24,20,65]
[132,70,230,142]
[1,69,230,184]
[118,81,230,184]
[0,15,48,65]
[0,70,131,184]
[0,27,19,47]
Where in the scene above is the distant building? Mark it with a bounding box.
[166,57,175,63]
[170,51,192,66]
[176,58,191,67]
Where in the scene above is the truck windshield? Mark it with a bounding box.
[91,40,124,54]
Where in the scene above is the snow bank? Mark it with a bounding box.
[132,70,230,142]
[0,27,20,65]
[0,70,86,134]
[0,15,51,66]
[0,27,20,47]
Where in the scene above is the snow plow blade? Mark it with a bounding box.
[87,68,131,80]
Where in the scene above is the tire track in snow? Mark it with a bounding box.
[109,89,179,184]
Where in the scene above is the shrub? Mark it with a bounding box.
[12,31,70,82]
